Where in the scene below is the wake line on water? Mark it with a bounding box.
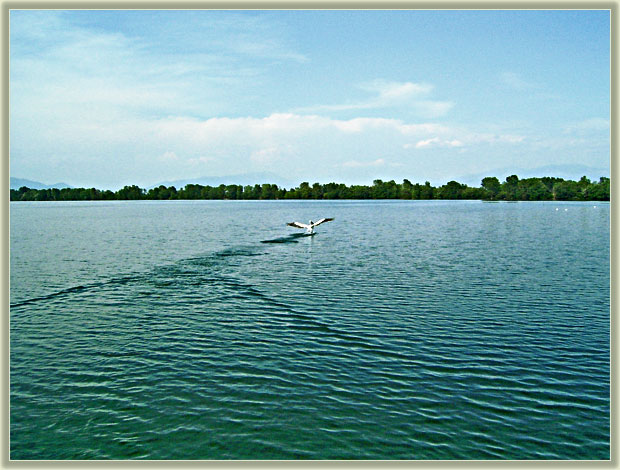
[9,242,309,324]
[212,274,396,353]
[11,240,399,359]
[10,245,264,309]
[9,274,142,309]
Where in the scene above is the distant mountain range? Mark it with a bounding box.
[10,177,72,190]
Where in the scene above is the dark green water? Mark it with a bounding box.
[10,200,610,460]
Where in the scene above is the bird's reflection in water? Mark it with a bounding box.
[260,233,316,244]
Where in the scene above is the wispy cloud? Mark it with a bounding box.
[159,151,179,162]
[10,10,307,123]
[147,113,525,148]
[11,107,532,186]
[359,80,433,104]
[501,72,539,90]
[563,117,609,134]
[408,138,464,149]
[250,144,296,164]
[342,158,386,168]
[296,80,454,118]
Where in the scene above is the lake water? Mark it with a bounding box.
[10,200,610,460]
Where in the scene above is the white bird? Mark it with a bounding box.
[287,218,334,234]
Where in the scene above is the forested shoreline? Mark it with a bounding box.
[10,175,610,202]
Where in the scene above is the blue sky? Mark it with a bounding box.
[10,9,610,189]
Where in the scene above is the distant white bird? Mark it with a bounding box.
[287,218,334,234]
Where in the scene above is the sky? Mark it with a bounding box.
[9,9,610,189]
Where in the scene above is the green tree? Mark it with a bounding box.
[311,182,323,199]
[323,182,346,199]
[481,177,501,199]
[349,185,370,199]
[578,176,591,188]
[553,180,581,200]
[371,179,386,199]
[516,179,552,200]
[116,185,145,200]
[419,181,434,199]
[502,175,519,200]
[225,184,242,200]
[102,190,116,200]
[401,179,413,199]
[180,184,204,199]
[438,181,466,199]
[540,177,564,192]
[462,186,486,200]
[584,177,610,201]
[297,182,311,199]
[385,180,399,199]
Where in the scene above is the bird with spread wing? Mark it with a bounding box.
[287,218,334,234]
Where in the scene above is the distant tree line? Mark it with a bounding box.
[10,175,610,202]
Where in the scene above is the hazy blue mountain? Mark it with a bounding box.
[10,177,72,190]
[456,164,609,187]
[149,172,296,190]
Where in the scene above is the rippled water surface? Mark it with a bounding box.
[10,200,610,460]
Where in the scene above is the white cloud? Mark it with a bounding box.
[564,118,609,134]
[143,113,526,170]
[187,156,215,166]
[342,158,386,168]
[250,145,294,164]
[415,138,441,148]
[332,117,400,133]
[147,114,512,153]
[9,10,308,127]
[411,100,455,118]
[501,72,538,90]
[452,132,525,145]
[411,138,464,149]
[497,135,525,144]
[160,151,179,161]
[296,80,454,118]
[360,80,433,102]
[399,123,451,135]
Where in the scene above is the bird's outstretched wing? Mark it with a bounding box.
[287,221,309,229]
[312,218,334,227]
